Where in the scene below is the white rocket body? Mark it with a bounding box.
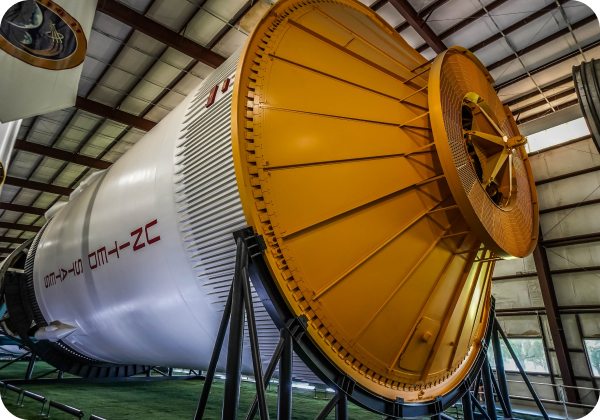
[0,119,21,195]
[28,53,303,377]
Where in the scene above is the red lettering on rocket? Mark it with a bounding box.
[45,220,161,288]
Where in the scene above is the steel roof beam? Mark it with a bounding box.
[494,38,600,92]
[517,99,579,125]
[0,248,17,255]
[511,88,576,115]
[0,236,27,244]
[0,203,47,216]
[487,15,597,72]
[528,135,591,157]
[540,197,600,215]
[96,0,225,69]
[494,262,600,278]
[534,158,600,186]
[504,76,573,107]
[139,60,196,118]
[75,96,156,132]
[0,222,41,233]
[206,1,254,49]
[394,0,452,33]
[415,0,509,53]
[13,139,113,170]
[370,0,388,11]
[470,0,571,53]
[5,177,74,197]
[496,305,600,314]
[543,232,600,248]
[388,0,446,53]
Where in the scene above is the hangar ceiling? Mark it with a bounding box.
[4,0,597,248]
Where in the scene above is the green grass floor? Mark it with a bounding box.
[0,361,547,420]
[0,361,385,419]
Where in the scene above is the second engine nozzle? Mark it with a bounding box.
[4,0,538,411]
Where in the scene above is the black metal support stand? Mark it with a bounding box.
[462,388,474,420]
[481,357,497,420]
[25,353,36,380]
[0,352,31,373]
[277,329,293,420]
[195,229,354,420]
[458,318,551,420]
[495,319,550,420]
[193,228,552,420]
[335,391,347,420]
[491,327,512,418]
[195,234,271,420]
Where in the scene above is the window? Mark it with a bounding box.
[525,117,590,153]
[488,338,549,374]
[584,339,600,378]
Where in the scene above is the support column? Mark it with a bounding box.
[481,358,497,420]
[335,391,348,420]
[533,236,579,403]
[462,390,474,420]
[491,326,512,417]
[25,353,35,380]
[222,241,247,420]
[278,329,293,420]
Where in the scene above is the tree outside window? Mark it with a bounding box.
[488,338,549,374]
[584,339,600,377]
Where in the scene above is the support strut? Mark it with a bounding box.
[195,237,271,420]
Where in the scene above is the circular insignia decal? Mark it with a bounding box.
[0,0,87,70]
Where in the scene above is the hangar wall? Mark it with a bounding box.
[493,129,600,418]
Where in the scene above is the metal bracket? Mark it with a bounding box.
[433,396,443,413]
[336,375,356,396]
[393,397,405,418]
[233,226,267,258]
[460,375,473,393]
[285,315,308,343]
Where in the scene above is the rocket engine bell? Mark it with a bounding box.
[0,0,538,412]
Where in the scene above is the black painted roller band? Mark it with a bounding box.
[573,59,600,152]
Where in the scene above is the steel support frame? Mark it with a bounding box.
[532,234,580,404]
[495,319,551,420]
[495,39,600,92]
[75,96,156,132]
[96,0,225,68]
[240,227,496,419]
[0,352,32,373]
[387,0,446,53]
[491,327,512,417]
[194,228,540,420]
[4,176,74,196]
[463,320,551,420]
[25,353,36,380]
[195,235,270,420]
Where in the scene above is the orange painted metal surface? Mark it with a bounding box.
[231,0,538,402]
